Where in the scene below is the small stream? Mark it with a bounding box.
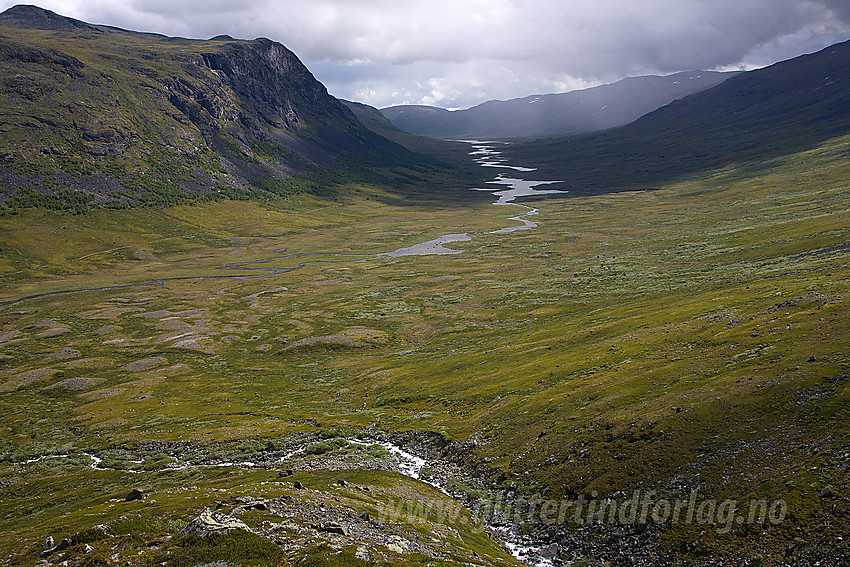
[374,442,553,567]
[363,439,555,567]
[24,436,553,565]
[276,437,553,565]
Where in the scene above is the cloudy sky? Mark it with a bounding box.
[4,0,850,109]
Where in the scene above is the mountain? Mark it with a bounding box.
[502,38,850,194]
[342,98,479,159]
[0,5,399,210]
[342,99,408,141]
[381,71,737,140]
[0,3,104,31]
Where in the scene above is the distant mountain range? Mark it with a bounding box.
[0,4,399,209]
[381,71,738,140]
[501,38,850,194]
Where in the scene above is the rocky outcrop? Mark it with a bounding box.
[201,39,341,131]
[125,488,145,502]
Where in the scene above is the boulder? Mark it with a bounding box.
[230,500,268,515]
[180,509,252,537]
[40,537,71,558]
[125,488,144,502]
[317,522,348,536]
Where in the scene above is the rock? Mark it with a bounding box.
[43,536,54,551]
[807,355,817,362]
[40,538,71,558]
[293,481,303,489]
[385,536,409,553]
[277,469,293,478]
[230,500,268,515]
[820,486,835,498]
[317,522,348,536]
[180,509,252,537]
[336,479,347,487]
[539,544,559,560]
[94,325,120,335]
[125,488,144,502]
[82,544,94,554]
[45,348,81,362]
[35,321,71,338]
[357,511,369,521]
[44,377,105,392]
[121,356,167,372]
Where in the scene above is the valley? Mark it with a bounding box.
[1,132,848,565]
[0,5,848,567]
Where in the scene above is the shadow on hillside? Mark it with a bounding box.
[501,40,850,195]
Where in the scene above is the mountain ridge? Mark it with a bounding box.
[381,70,738,140]
[501,37,850,193]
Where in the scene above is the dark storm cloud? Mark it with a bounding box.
[10,0,850,108]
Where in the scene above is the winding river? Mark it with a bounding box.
[1,142,564,308]
[378,141,566,254]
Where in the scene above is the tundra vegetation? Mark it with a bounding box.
[0,130,847,565]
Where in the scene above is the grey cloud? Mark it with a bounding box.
[11,0,850,108]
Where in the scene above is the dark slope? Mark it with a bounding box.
[342,99,406,139]
[381,71,736,140]
[342,99,477,158]
[0,5,400,209]
[503,39,850,195]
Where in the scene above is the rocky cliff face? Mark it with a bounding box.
[0,5,393,209]
[202,39,330,130]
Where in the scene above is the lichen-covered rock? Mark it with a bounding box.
[180,509,252,537]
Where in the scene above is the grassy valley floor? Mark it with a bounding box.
[0,135,848,565]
